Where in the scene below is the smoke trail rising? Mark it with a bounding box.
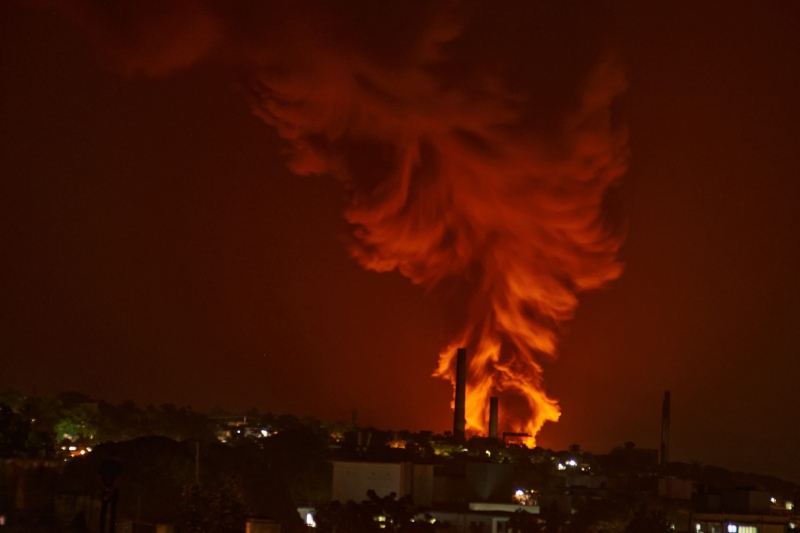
[47,0,628,441]
[244,5,629,440]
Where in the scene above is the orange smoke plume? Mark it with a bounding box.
[248,15,629,443]
[50,0,629,443]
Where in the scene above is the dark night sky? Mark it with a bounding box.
[2,2,799,482]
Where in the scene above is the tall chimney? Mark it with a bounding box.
[660,390,670,466]
[488,396,499,439]
[453,348,467,441]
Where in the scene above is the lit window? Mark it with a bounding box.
[727,525,737,533]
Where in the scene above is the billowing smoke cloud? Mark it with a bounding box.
[47,0,628,442]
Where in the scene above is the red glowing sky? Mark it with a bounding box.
[2,2,799,482]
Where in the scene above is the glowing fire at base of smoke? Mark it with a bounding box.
[437,341,560,447]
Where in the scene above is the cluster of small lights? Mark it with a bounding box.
[770,496,796,511]
[218,427,273,444]
[60,445,92,459]
[726,525,757,533]
[556,458,578,471]
[699,522,773,533]
[513,488,538,506]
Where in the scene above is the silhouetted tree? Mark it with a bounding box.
[314,500,373,533]
[508,509,542,533]
[566,496,627,533]
[624,506,670,533]
[262,427,331,504]
[54,402,99,444]
[177,479,248,533]
[58,437,301,529]
[315,491,438,533]
[0,403,31,457]
[539,502,567,533]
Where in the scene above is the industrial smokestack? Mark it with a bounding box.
[453,348,467,441]
[489,396,499,439]
[660,390,670,466]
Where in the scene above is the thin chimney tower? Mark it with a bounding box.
[488,396,499,439]
[660,390,670,466]
[453,348,467,441]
